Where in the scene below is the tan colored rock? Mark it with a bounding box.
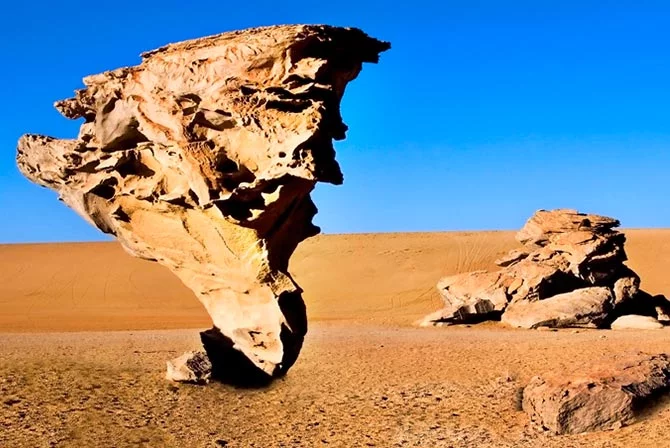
[166,351,212,384]
[494,249,529,267]
[610,315,664,330]
[424,209,651,328]
[613,273,640,306]
[428,271,509,324]
[501,287,613,329]
[516,209,620,247]
[523,353,670,434]
[518,210,627,283]
[16,25,389,382]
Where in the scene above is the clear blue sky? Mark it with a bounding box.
[1,1,668,243]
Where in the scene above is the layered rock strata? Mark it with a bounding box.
[422,209,667,329]
[523,353,670,434]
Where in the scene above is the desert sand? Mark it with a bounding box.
[2,230,670,447]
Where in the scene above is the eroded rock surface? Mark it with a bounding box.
[523,353,670,434]
[166,351,212,384]
[17,25,389,382]
[501,286,613,329]
[422,209,667,328]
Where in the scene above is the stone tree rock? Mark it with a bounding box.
[17,25,389,383]
[421,209,661,328]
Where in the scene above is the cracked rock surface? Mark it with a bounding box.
[422,209,668,329]
[523,352,670,434]
[16,24,389,382]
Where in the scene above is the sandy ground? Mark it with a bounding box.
[3,326,670,447]
[2,230,670,447]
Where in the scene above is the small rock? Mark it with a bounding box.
[611,315,664,330]
[166,351,212,384]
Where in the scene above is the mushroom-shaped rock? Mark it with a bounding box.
[16,25,389,383]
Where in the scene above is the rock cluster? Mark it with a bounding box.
[523,352,670,434]
[422,209,667,329]
[17,25,389,384]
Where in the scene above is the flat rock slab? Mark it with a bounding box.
[523,353,670,434]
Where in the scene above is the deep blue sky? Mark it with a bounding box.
[1,1,668,243]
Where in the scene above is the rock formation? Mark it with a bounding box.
[16,25,389,383]
[523,352,670,434]
[421,209,667,329]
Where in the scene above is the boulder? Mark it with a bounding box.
[610,315,664,330]
[516,209,620,247]
[523,353,670,434]
[16,25,389,383]
[166,351,212,384]
[423,209,655,329]
[428,271,509,324]
[501,287,613,329]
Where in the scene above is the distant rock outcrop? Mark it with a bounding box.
[16,25,389,383]
[523,352,670,434]
[421,209,668,329]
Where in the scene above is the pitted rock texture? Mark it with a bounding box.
[421,209,667,328]
[166,351,212,384]
[16,25,389,381]
[523,353,670,434]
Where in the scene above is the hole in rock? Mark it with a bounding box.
[216,158,239,173]
[89,181,117,200]
[266,99,311,113]
[214,197,265,221]
[113,207,131,223]
[116,154,156,177]
[537,271,590,300]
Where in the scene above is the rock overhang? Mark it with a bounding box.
[17,24,389,384]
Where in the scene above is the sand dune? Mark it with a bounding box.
[1,230,669,332]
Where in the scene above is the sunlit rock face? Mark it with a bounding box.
[17,25,389,383]
[421,209,666,330]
